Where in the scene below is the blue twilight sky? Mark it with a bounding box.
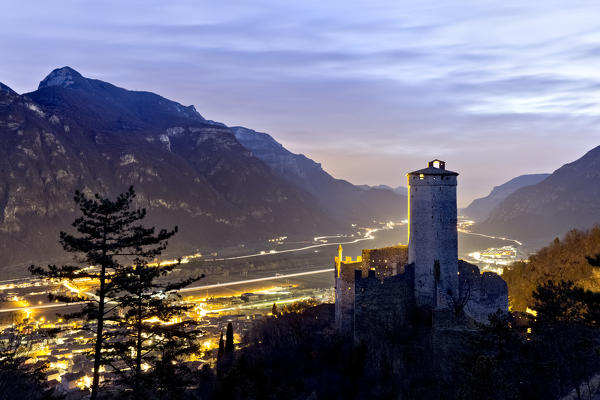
[1,1,600,206]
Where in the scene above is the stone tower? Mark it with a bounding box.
[407,160,459,309]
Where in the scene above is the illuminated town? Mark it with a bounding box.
[0,209,526,396]
[0,272,333,392]
[0,223,392,394]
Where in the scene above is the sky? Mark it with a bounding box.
[1,1,600,206]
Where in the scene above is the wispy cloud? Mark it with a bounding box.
[1,0,599,204]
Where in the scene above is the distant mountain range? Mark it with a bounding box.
[357,184,408,196]
[476,145,600,248]
[462,174,550,221]
[0,67,406,269]
[232,127,406,224]
[7,66,595,267]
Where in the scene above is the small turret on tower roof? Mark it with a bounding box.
[407,159,458,176]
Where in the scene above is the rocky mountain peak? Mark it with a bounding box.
[232,126,289,154]
[38,66,87,90]
[29,68,209,130]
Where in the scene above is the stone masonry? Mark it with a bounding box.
[334,244,408,336]
[407,160,459,309]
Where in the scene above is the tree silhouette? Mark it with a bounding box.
[225,322,234,354]
[103,240,203,398]
[271,302,278,317]
[217,331,224,363]
[30,186,178,400]
[530,280,600,398]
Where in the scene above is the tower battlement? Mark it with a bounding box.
[334,244,408,336]
[334,255,363,265]
[334,250,363,279]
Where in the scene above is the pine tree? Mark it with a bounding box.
[217,331,224,363]
[217,323,235,377]
[225,322,234,354]
[216,330,226,377]
[271,302,278,317]
[105,255,203,398]
[529,280,600,397]
[29,186,177,400]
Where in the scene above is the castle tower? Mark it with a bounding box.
[406,160,459,309]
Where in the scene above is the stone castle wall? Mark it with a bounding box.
[458,260,508,323]
[354,264,415,343]
[334,246,408,336]
[362,245,408,279]
[334,242,508,338]
[334,258,363,335]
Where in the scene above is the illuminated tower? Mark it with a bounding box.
[407,160,459,309]
[336,244,343,276]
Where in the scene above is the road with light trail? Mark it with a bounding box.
[0,268,334,313]
[208,229,381,261]
[458,230,523,246]
[179,268,333,293]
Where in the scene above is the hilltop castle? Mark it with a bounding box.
[334,160,508,339]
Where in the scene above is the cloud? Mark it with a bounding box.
[1,0,599,204]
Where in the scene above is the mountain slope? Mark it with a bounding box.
[463,173,550,221]
[0,68,341,270]
[0,82,15,95]
[476,145,600,247]
[231,126,407,224]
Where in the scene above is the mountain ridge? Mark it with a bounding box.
[27,66,208,133]
[0,67,347,271]
[0,82,15,94]
[231,126,407,225]
[463,173,550,221]
[357,184,408,196]
[476,145,600,248]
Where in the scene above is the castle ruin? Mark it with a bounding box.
[334,160,508,339]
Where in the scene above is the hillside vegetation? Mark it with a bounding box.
[503,226,600,311]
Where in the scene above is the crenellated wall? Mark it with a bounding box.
[334,245,408,336]
[334,258,363,335]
